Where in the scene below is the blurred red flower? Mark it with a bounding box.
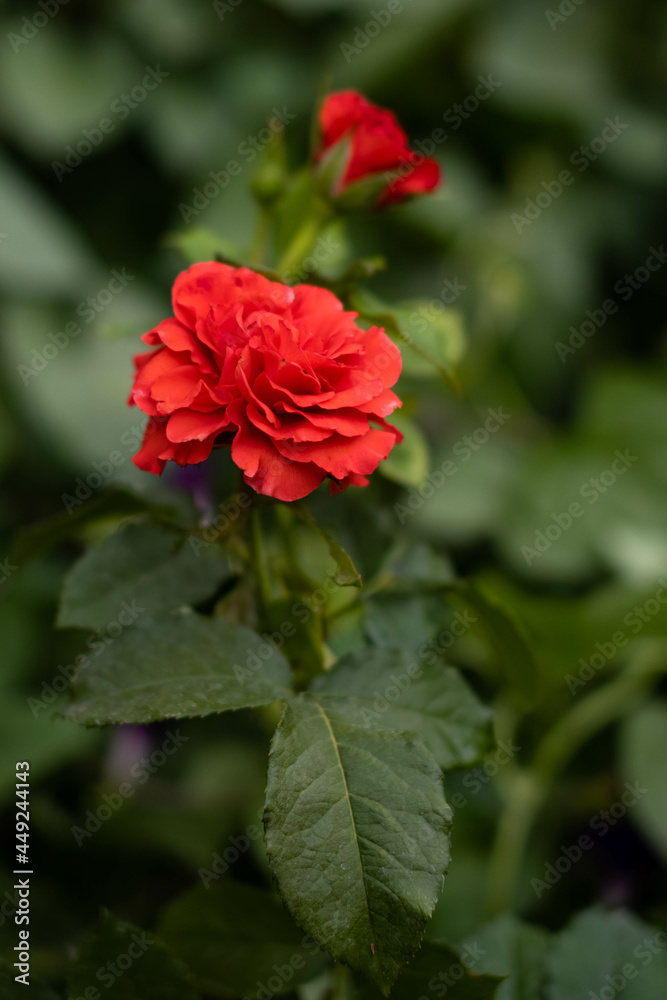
[317,90,441,208]
[129,262,402,502]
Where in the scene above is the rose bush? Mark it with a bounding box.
[129,261,402,501]
[317,89,441,207]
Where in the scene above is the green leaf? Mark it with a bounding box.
[393,301,465,378]
[620,700,667,864]
[68,911,200,1000]
[379,413,430,488]
[158,880,328,998]
[443,582,540,707]
[311,647,494,770]
[264,693,452,993]
[166,226,242,265]
[57,522,234,629]
[64,612,292,726]
[265,595,325,688]
[356,939,505,1000]
[461,915,552,1000]
[294,505,362,586]
[545,906,667,1000]
[350,290,463,392]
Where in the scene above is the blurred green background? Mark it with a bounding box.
[2,0,667,994]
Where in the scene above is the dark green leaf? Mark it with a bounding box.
[295,505,362,586]
[158,880,328,998]
[58,522,234,629]
[461,915,552,999]
[64,612,292,726]
[443,582,540,707]
[265,595,325,688]
[264,693,452,993]
[312,647,494,769]
[545,906,667,1000]
[356,940,504,1000]
[68,911,200,1000]
[620,700,667,864]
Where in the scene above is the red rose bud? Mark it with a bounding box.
[129,262,403,502]
[315,90,441,210]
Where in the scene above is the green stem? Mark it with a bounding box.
[276,200,331,279]
[249,206,270,267]
[484,650,664,917]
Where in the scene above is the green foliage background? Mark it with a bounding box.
[1,0,667,996]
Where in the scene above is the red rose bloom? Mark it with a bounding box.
[317,90,441,208]
[129,262,402,502]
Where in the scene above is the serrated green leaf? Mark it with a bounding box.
[64,613,292,726]
[356,939,505,1000]
[311,647,494,770]
[379,413,430,488]
[68,911,200,1000]
[58,522,234,629]
[264,693,452,993]
[158,880,328,998]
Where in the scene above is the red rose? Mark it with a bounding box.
[129,262,402,502]
[317,90,441,208]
